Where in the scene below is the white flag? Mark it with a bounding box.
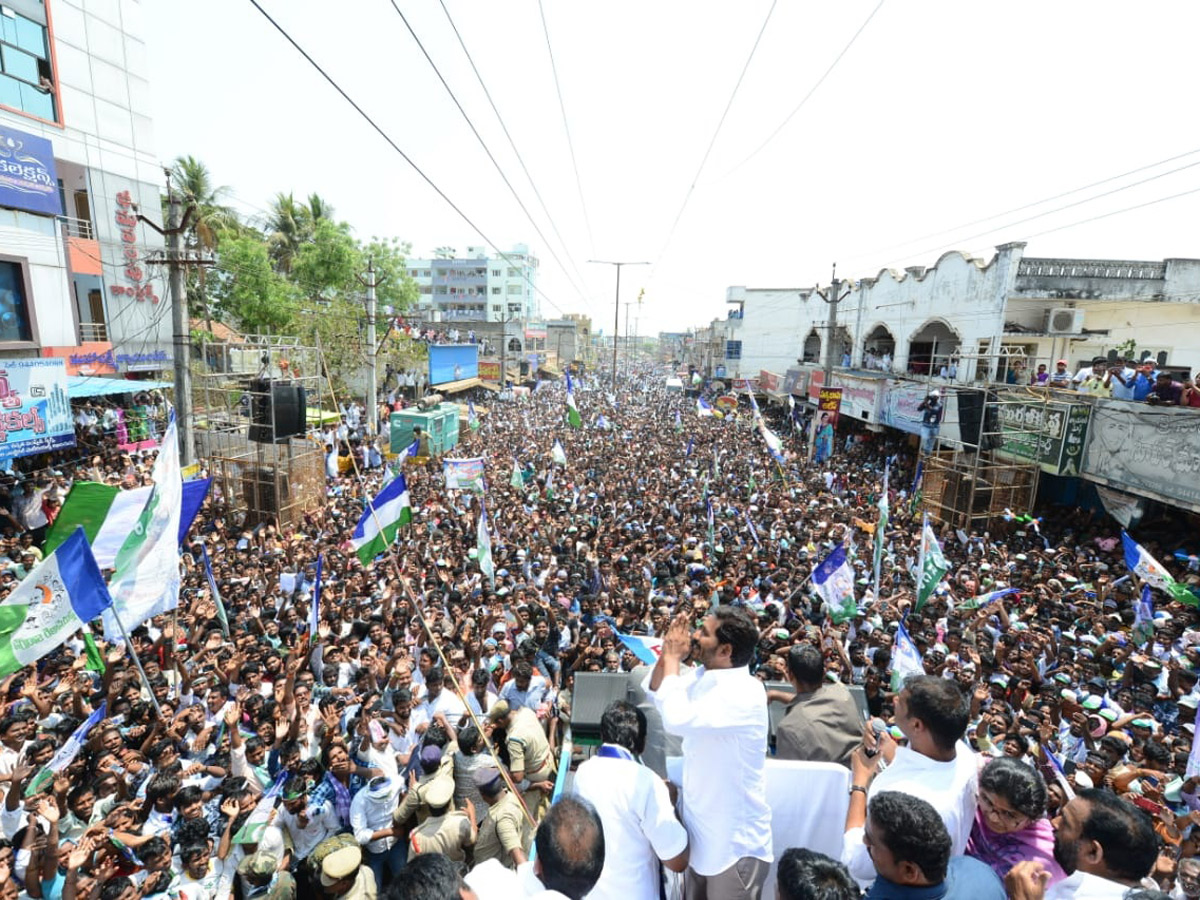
[102,416,183,638]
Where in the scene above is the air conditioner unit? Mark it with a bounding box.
[1045,308,1084,334]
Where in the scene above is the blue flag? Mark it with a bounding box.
[685,437,694,457]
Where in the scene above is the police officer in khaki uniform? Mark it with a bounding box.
[393,744,455,829]
[406,774,478,863]
[487,700,556,819]
[471,766,533,868]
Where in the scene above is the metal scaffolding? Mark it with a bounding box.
[916,388,1050,531]
[193,335,329,528]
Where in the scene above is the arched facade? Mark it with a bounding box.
[906,318,962,377]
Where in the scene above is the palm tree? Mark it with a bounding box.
[168,156,235,332]
[305,193,335,227]
[266,192,308,274]
[169,155,235,250]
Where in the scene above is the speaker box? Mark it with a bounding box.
[242,466,290,526]
[570,672,630,743]
[249,381,307,443]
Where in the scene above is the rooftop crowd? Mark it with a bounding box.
[0,361,1195,900]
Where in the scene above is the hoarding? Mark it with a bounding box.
[1082,400,1200,512]
[0,126,61,216]
[0,359,74,458]
[478,360,501,381]
[995,397,1091,476]
[428,344,479,385]
[830,373,884,422]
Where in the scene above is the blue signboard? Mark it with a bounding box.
[0,126,61,216]
[428,344,479,385]
[0,359,75,458]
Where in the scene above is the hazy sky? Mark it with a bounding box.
[146,1,1200,335]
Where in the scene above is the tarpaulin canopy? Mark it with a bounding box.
[68,376,173,399]
[434,377,483,394]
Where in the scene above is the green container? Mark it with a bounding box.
[389,404,461,456]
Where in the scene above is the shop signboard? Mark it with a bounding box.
[995,397,1091,476]
[0,359,74,458]
[759,370,782,392]
[830,372,884,422]
[478,360,501,381]
[0,126,61,216]
[782,368,808,397]
[879,379,930,435]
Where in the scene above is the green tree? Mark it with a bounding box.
[359,236,419,313]
[209,233,296,334]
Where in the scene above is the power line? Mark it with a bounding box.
[537,0,595,257]
[866,157,1200,273]
[1020,182,1200,242]
[435,0,594,307]
[842,144,1200,265]
[650,0,779,276]
[384,0,592,309]
[722,0,886,179]
[244,0,566,318]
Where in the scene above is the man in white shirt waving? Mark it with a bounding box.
[647,606,772,900]
[574,699,689,900]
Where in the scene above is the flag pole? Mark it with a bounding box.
[109,609,165,720]
[873,463,889,602]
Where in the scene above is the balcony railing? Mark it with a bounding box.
[57,215,95,239]
[79,322,108,341]
[1017,258,1166,280]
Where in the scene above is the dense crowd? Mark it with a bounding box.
[0,363,1195,900]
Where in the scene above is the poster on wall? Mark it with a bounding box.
[813,387,842,462]
[0,359,75,458]
[1082,400,1200,513]
[0,126,61,216]
[428,344,479,385]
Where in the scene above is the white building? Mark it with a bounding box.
[0,0,169,376]
[406,243,540,324]
[719,243,1200,384]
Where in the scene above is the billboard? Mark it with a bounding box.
[0,126,61,216]
[831,373,884,422]
[813,388,842,462]
[1083,400,1200,512]
[428,344,479,385]
[995,397,1091,476]
[0,359,75,459]
[478,360,501,382]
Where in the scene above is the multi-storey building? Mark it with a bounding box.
[0,0,169,379]
[406,243,539,324]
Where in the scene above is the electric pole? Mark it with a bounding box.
[358,258,379,436]
[809,263,852,461]
[167,191,191,463]
[589,260,649,390]
[144,170,207,466]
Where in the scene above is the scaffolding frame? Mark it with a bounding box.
[194,335,329,528]
[916,388,1056,530]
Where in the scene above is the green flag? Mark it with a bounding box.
[82,624,105,674]
[566,392,582,429]
[510,459,524,490]
[915,518,948,611]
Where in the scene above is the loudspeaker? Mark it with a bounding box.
[242,466,290,526]
[956,389,1001,450]
[570,673,630,743]
[249,380,307,443]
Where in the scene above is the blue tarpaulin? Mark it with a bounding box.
[67,377,173,399]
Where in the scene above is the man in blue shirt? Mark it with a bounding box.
[862,791,1005,900]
